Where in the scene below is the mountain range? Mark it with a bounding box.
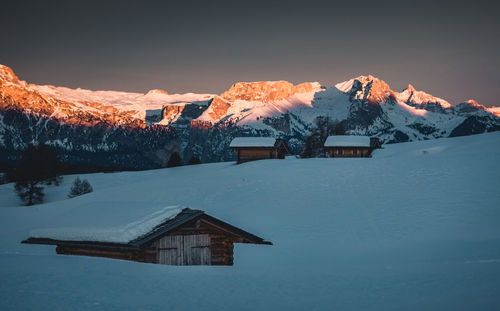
[1,64,499,170]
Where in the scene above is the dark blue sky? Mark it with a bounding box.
[1,0,499,106]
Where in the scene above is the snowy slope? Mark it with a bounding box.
[1,132,500,310]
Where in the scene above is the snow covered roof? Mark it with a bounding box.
[28,206,185,244]
[324,135,371,147]
[25,206,271,246]
[229,137,278,148]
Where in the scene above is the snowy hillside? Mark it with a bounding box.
[1,133,499,310]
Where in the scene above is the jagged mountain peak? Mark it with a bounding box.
[453,99,490,115]
[463,99,480,107]
[337,76,454,111]
[1,63,500,169]
[397,84,452,110]
[404,84,416,92]
[0,64,20,84]
[335,75,394,105]
[336,75,390,92]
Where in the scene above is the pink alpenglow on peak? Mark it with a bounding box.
[0,64,20,84]
[146,89,169,96]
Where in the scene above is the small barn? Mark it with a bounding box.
[229,137,291,164]
[22,207,271,266]
[324,135,379,158]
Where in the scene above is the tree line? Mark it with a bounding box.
[301,117,345,158]
[4,144,202,206]
[4,118,343,205]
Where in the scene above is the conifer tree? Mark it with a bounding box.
[188,156,201,165]
[167,152,183,168]
[68,177,93,198]
[13,144,62,206]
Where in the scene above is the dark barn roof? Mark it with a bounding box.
[131,208,272,246]
[229,137,291,153]
[22,208,272,248]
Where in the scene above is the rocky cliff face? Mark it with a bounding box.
[0,65,19,84]
[221,81,318,103]
[0,65,180,169]
[0,68,145,129]
[1,64,499,169]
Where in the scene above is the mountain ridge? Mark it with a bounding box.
[1,64,499,169]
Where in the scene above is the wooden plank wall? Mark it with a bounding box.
[237,149,276,163]
[210,235,234,265]
[155,234,211,265]
[56,246,139,261]
[326,147,372,158]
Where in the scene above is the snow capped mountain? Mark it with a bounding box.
[196,81,322,126]
[398,83,452,111]
[29,82,213,123]
[1,64,499,169]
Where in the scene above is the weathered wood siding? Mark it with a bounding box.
[56,245,140,261]
[144,219,237,265]
[210,234,234,265]
[153,234,211,265]
[237,149,275,163]
[325,147,372,158]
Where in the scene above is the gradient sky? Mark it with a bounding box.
[1,0,499,106]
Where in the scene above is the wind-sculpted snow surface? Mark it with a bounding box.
[0,133,499,310]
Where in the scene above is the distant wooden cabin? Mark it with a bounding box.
[229,137,291,164]
[324,135,381,158]
[22,208,271,266]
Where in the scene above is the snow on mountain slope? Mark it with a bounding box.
[289,85,352,123]
[398,84,453,110]
[193,78,359,133]
[377,98,466,140]
[336,75,500,142]
[488,106,500,117]
[196,81,323,127]
[2,64,498,131]
[0,132,499,310]
[2,63,500,167]
[31,84,214,121]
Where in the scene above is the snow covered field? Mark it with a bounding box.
[1,132,500,310]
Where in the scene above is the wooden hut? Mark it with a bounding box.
[324,135,379,158]
[229,137,291,164]
[22,208,271,266]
